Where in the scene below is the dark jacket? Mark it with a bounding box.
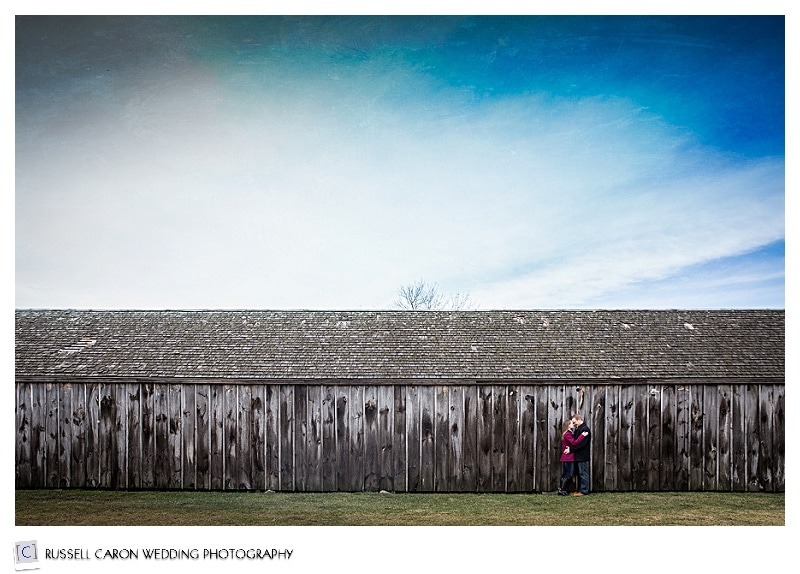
[571,422,591,462]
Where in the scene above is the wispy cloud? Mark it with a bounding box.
[15,16,784,310]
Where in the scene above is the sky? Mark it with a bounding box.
[14,12,787,310]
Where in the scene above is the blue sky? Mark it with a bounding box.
[15,13,786,310]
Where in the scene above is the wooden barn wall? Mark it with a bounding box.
[15,380,785,493]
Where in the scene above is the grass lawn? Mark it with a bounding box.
[15,490,784,526]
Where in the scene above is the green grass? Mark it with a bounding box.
[15,490,784,526]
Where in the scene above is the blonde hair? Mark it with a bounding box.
[561,420,572,437]
[572,414,584,423]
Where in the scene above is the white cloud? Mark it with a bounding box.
[15,58,784,309]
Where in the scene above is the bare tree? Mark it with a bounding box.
[447,291,477,311]
[395,279,477,310]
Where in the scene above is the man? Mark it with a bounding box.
[570,414,591,496]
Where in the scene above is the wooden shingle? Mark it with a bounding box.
[15,309,784,380]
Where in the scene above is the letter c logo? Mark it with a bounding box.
[21,546,32,559]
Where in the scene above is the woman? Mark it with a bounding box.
[557,419,589,495]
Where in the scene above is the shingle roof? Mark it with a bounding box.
[15,309,784,380]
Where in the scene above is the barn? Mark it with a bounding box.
[15,308,784,493]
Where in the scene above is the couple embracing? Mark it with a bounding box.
[558,414,591,496]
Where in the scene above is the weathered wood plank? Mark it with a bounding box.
[236,384,252,490]
[45,383,60,488]
[167,383,181,489]
[703,385,719,491]
[588,385,604,493]
[378,385,394,492]
[58,383,73,488]
[418,385,435,492]
[461,385,478,492]
[278,385,294,491]
[757,384,773,491]
[533,386,550,492]
[28,383,46,488]
[264,384,280,490]
[495,386,512,492]
[405,385,420,492]
[604,385,620,492]
[632,386,649,490]
[29,383,47,487]
[139,383,154,489]
[349,385,365,492]
[209,384,225,490]
[16,382,32,488]
[85,382,101,488]
[745,384,761,492]
[248,385,266,491]
[153,383,169,489]
[646,384,661,490]
[659,385,676,490]
[548,386,565,492]
[293,385,309,491]
[476,385,493,492]
[745,384,760,491]
[772,385,785,491]
[434,385,449,492]
[688,384,705,490]
[448,385,465,492]
[305,385,323,492]
[125,383,141,489]
[730,383,747,491]
[491,385,507,492]
[335,387,350,491]
[181,384,196,490]
[321,385,337,492]
[618,384,635,491]
[115,384,128,489]
[98,384,116,488]
[250,384,267,491]
[223,384,238,490]
[194,384,211,490]
[362,385,379,491]
[505,386,522,493]
[674,384,690,490]
[518,386,535,493]
[392,385,407,492]
[717,384,733,491]
[98,383,120,489]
